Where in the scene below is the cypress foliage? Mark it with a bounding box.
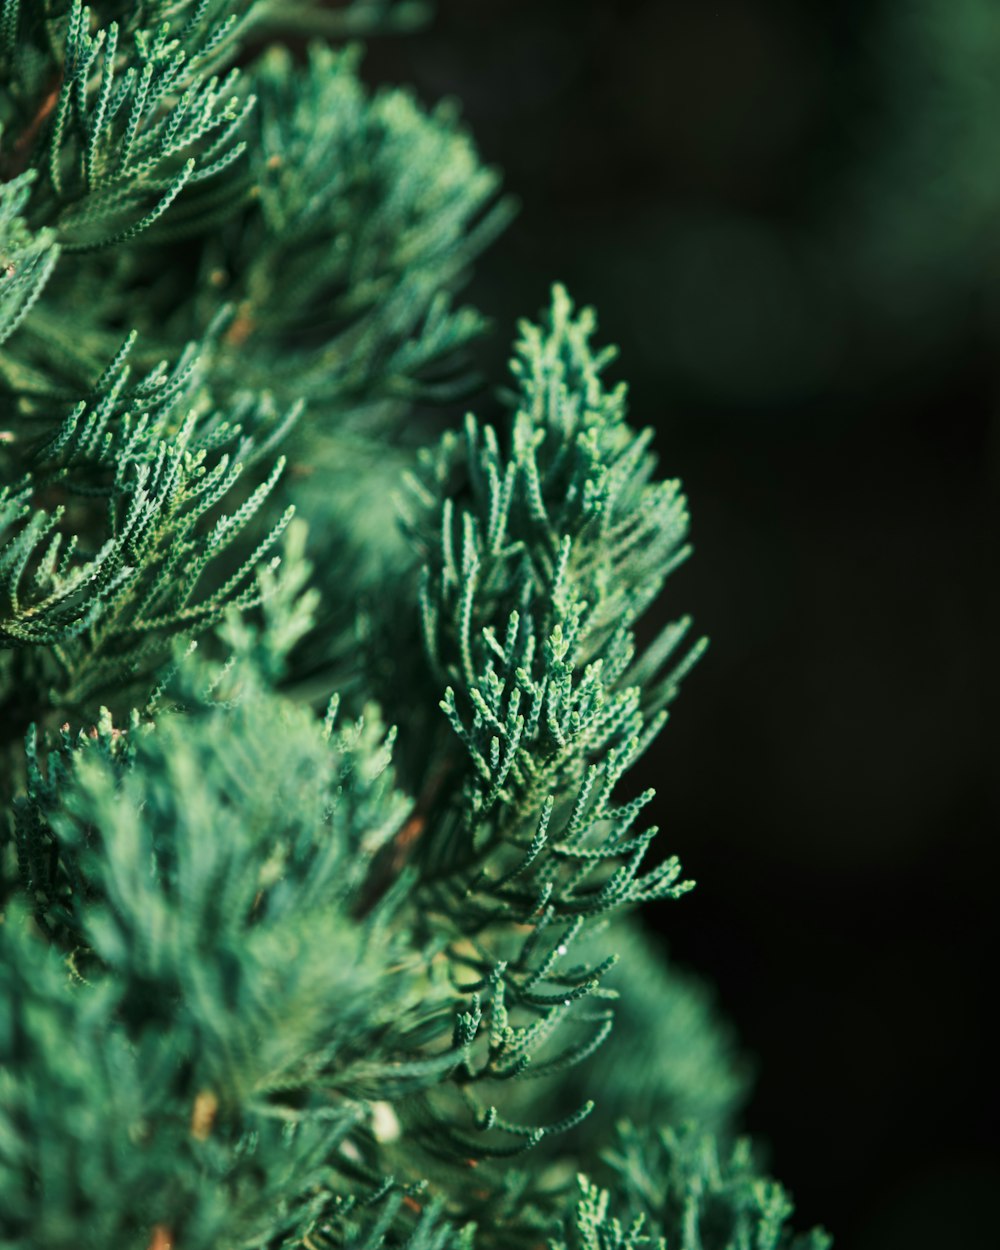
[0,4,829,1248]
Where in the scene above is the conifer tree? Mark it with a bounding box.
[0,5,830,1248]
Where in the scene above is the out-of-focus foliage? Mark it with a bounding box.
[549,1123,831,1250]
[526,921,750,1147]
[4,637,424,1246]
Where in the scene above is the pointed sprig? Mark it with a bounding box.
[15,311,299,451]
[548,1176,662,1250]
[591,1122,833,1250]
[1,1,261,64]
[0,474,127,648]
[46,425,292,709]
[366,290,704,1192]
[408,285,701,706]
[0,334,296,710]
[401,287,703,921]
[200,41,512,410]
[395,922,613,1166]
[432,598,693,924]
[21,0,258,250]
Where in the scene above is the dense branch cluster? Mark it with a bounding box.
[0,4,828,1249]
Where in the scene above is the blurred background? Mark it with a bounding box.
[361,2,996,1246]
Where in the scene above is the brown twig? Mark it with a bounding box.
[190,1089,219,1142]
[355,753,456,917]
[224,302,256,347]
[393,755,454,867]
[2,76,62,181]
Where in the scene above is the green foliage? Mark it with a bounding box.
[335,294,754,1231]
[1,3,510,716]
[2,0,256,250]
[4,632,434,1247]
[522,921,750,1150]
[195,37,513,676]
[411,285,697,679]
[550,1176,662,1250]
[400,287,702,919]
[205,40,509,408]
[549,1124,833,1250]
[0,333,292,713]
[0,898,363,1250]
[0,174,59,346]
[0,4,827,1249]
[592,1123,832,1250]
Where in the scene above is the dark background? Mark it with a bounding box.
[364,2,996,1246]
